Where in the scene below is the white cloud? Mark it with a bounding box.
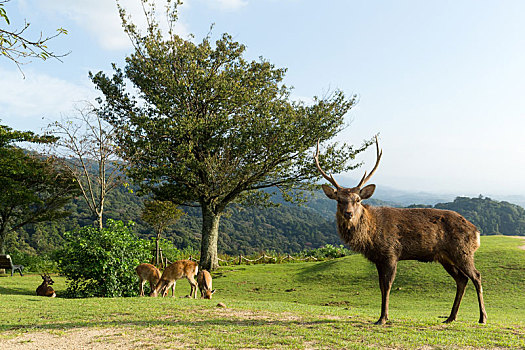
[31,0,190,51]
[0,68,97,130]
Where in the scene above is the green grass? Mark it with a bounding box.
[1,236,524,349]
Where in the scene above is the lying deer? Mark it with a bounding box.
[36,273,56,297]
[197,269,215,299]
[150,260,198,298]
[315,137,487,325]
[136,263,161,297]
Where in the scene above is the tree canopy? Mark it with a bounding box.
[91,0,371,269]
[0,124,80,254]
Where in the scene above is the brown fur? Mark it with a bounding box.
[136,263,161,297]
[322,183,487,325]
[150,260,198,298]
[197,270,215,299]
[36,274,56,297]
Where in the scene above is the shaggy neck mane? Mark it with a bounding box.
[336,204,376,255]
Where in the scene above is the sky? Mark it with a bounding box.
[1,0,525,197]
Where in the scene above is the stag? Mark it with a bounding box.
[314,137,487,325]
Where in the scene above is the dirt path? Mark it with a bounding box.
[510,236,525,250]
[1,327,150,350]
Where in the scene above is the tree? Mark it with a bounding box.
[0,123,80,254]
[141,199,185,266]
[0,0,68,73]
[90,0,372,270]
[45,106,122,230]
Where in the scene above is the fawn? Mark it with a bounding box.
[136,263,161,296]
[197,269,215,299]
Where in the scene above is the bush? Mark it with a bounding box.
[4,250,58,273]
[54,220,150,298]
[299,244,354,260]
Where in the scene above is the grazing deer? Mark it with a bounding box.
[197,269,215,299]
[136,263,161,297]
[36,273,56,297]
[314,137,487,325]
[150,260,199,298]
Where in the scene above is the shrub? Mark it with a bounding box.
[6,250,58,273]
[300,244,354,260]
[54,220,150,298]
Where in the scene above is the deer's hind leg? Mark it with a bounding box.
[455,257,487,324]
[440,261,468,323]
[139,278,145,296]
[187,276,198,299]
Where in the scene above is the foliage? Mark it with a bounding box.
[408,195,525,235]
[54,220,150,298]
[299,244,354,260]
[0,122,56,147]
[6,250,57,273]
[142,200,185,235]
[0,0,68,73]
[0,125,79,254]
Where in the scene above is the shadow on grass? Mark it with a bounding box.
[0,285,35,296]
[0,317,369,333]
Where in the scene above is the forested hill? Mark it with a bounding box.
[408,196,525,236]
[10,188,525,257]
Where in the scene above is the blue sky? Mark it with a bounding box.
[1,0,525,196]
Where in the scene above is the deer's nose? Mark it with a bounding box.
[344,211,353,219]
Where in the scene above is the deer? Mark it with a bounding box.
[150,260,199,298]
[136,263,161,297]
[314,137,487,325]
[197,269,215,299]
[36,273,56,297]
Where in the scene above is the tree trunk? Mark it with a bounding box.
[97,212,103,230]
[199,203,221,271]
[0,225,7,254]
[156,232,161,266]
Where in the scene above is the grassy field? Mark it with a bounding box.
[1,235,524,349]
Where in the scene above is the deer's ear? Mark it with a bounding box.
[321,184,337,200]
[359,184,376,200]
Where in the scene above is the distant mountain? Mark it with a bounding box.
[409,196,525,236]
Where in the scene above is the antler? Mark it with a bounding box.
[314,140,341,189]
[356,135,382,188]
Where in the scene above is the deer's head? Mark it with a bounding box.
[41,273,54,285]
[315,137,382,225]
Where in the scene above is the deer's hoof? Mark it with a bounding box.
[374,318,387,325]
[443,318,455,324]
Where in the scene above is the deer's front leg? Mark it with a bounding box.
[375,261,397,325]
